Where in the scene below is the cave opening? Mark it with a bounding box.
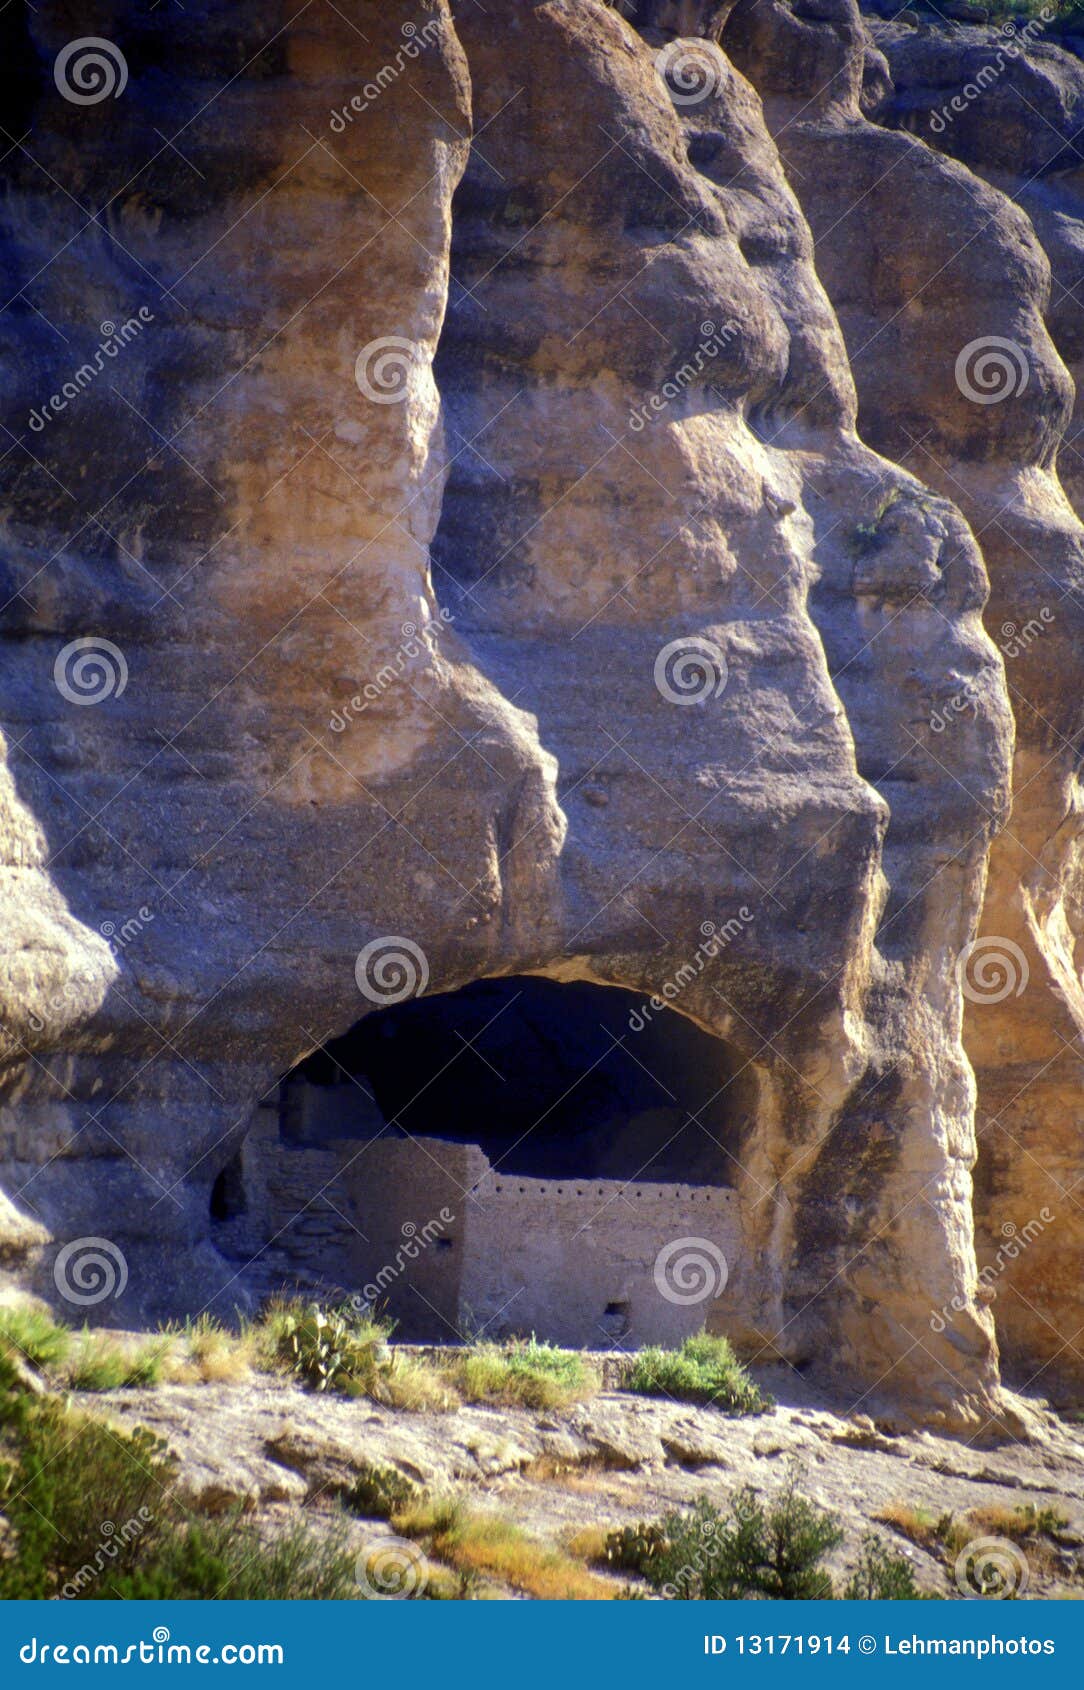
[215,977,751,1346]
[281,975,747,1185]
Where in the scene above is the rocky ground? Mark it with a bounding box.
[89,1354,1084,1600]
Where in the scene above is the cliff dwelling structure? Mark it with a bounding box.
[210,979,748,1345]
[2,0,1084,1437]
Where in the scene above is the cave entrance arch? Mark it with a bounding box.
[213,977,752,1346]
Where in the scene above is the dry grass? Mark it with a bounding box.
[964,1502,1068,1543]
[521,1452,634,1495]
[187,1319,254,1383]
[393,1496,615,1601]
[946,1503,1070,1578]
[153,1317,256,1385]
[376,1354,458,1412]
[448,1516,613,1600]
[66,1334,168,1392]
[874,1501,944,1550]
[876,1498,1071,1583]
[563,1525,610,1564]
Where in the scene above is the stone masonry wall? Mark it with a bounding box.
[217,1116,740,1348]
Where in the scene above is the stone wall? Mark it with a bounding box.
[459,1168,739,1348]
[217,1112,739,1348]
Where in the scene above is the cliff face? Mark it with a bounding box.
[859,6,1084,1408]
[0,0,1079,1429]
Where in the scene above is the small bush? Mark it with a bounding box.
[448,1336,597,1410]
[619,1471,841,1600]
[395,1495,614,1600]
[345,1461,420,1519]
[272,1300,390,1393]
[180,1314,253,1384]
[265,1300,451,1410]
[842,1533,927,1600]
[604,1519,671,1575]
[878,1497,1070,1585]
[107,1515,360,1600]
[68,1336,167,1392]
[0,1364,362,1600]
[0,1305,71,1371]
[617,1478,938,1601]
[0,1384,175,1598]
[627,1333,770,1415]
[394,1493,467,1542]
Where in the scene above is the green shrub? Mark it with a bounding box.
[107,1516,360,1600]
[265,1300,450,1409]
[0,1366,361,1600]
[0,1385,175,1598]
[842,1533,927,1600]
[344,1460,420,1519]
[272,1300,394,1394]
[449,1336,597,1410]
[607,1478,937,1601]
[627,1334,770,1415]
[621,1471,841,1600]
[68,1336,167,1391]
[0,1305,71,1371]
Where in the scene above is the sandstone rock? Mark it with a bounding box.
[759,0,1084,1407]
[0,0,1079,1431]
